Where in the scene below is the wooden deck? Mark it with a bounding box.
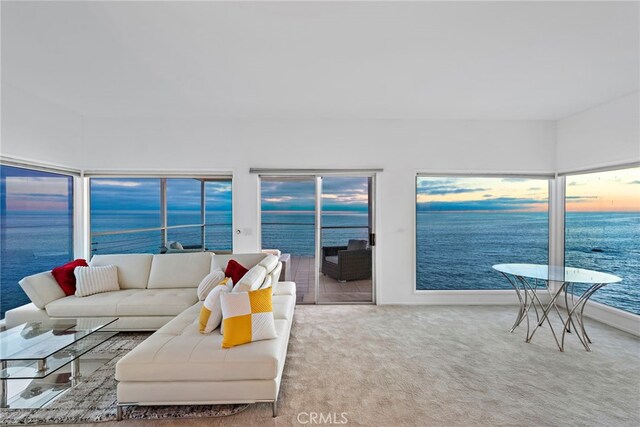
[290,256,373,304]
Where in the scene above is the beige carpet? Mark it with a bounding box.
[70,305,639,427]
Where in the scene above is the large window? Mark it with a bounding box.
[416,176,549,290]
[565,167,640,315]
[90,177,232,255]
[1,165,74,318]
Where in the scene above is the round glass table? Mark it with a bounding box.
[492,263,621,352]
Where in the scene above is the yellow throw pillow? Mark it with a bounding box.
[199,278,233,334]
[220,287,277,348]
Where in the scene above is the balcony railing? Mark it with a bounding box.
[261,222,370,257]
[91,223,232,255]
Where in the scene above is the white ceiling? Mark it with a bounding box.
[2,1,638,120]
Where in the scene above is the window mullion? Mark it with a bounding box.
[160,178,168,247]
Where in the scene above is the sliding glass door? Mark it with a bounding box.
[260,174,375,305]
[319,176,374,303]
[261,177,317,304]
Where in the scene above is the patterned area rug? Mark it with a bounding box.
[1,333,249,425]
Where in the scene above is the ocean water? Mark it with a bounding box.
[1,211,638,318]
[416,211,640,315]
[565,212,640,315]
[90,211,233,255]
[1,212,73,319]
[261,211,369,256]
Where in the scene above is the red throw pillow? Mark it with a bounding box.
[51,259,88,296]
[225,259,249,285]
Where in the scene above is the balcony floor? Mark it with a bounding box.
[290,255,373,303]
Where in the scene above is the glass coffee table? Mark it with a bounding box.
[0,317,118,408]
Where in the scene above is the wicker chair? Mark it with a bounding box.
[321,239,372,282]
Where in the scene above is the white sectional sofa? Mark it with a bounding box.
[5,252,295,418]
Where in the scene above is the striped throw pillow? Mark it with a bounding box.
[74,265,119,297]
[197,268,226,301]
[220,287,277,348]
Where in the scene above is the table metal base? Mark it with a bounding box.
[500,272,605,352]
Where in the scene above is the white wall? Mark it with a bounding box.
[1,85,83,168]
[79,117,556,304]
[557,91,640,172]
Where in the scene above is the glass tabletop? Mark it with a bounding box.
[492,263,622,284]
[0,318,117,361]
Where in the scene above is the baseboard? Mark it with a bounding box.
[556,294,640,337]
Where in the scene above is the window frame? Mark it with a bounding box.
[413,172,554,295]
[86,174,233,257]
[561,163,640,317]
[0,158,79,318]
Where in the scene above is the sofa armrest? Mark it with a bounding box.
[19,271,65,309]
[5,303,52,329]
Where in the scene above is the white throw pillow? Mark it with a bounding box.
[197,268,226,301]
[233,264,267,293]
[198,278,233,334]
[74,265,119,297]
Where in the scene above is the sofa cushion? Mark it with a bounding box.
[19,271,66,309]
[147,253,212,289]
[115,289,198,316]
[45,289,197,317]
[90,254,153,289]
[258,254,279,273]
[274,281,296,297]
[260,275,272,290]
[156,302,202,335]
[272,294,295,321]
[46,290,138,317]
[115,318,290,382]
[347,239,368,250]
[325,255,339,265]
[269,262,282,288]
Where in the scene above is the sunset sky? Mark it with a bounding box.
[417,177,549,212]
[418,167,640,213]
[565,167,640,212]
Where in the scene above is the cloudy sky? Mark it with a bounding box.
[261,177,369,211]
[90,178,232,212]
[2,166,72,211]
[417,177,549,212]
[2,166,638,213]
